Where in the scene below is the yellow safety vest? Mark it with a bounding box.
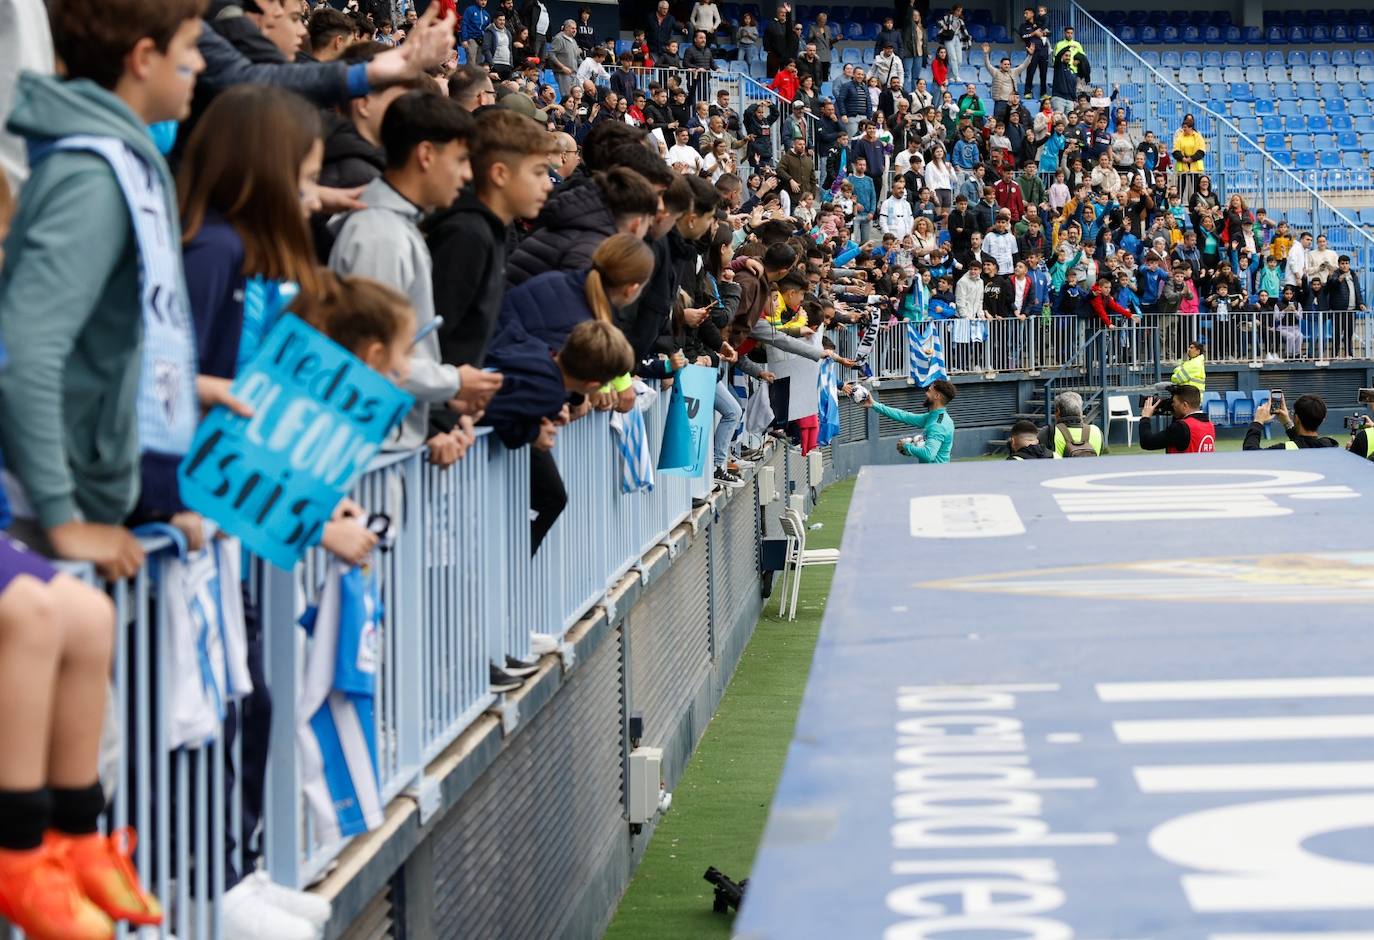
[1170,354,1206,392]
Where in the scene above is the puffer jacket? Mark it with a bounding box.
[837,78,872,119]
[505,178,616,286]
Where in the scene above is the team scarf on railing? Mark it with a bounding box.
[817,358,841,446]
[908,321,948,387]
[852,312,877,378]
[29,134,198,457]
[610,385,655,493]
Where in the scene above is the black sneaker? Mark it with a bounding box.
[489,664,523,693]
[714,467,746,489]
[503,655,540,678]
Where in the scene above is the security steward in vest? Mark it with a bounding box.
[1037,390,1103,456]
[1140,384,1215,453]
[1244,394,1340,450]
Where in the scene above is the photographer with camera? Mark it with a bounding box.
[1140,384,1215,453]
[1347,391,1374,460]
[1244,393,1339,450]
[860,379,957,463]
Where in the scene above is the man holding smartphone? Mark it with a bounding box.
[1244,393,1339,450]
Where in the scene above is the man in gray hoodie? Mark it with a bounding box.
[329,91,503,462]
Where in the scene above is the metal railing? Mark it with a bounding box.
[868,315,1092,380]
[1140,310,1374,365]
[58,389,715,939]
[1054,0,1374,302]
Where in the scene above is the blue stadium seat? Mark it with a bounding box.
[1230,83,1254,102]
[1342,81,1364,98]
[1311,25,1330,43]
[1366,82,1374,98]
[1363,131,1374,149]
[1316,81,1340,98]
[1225,26,1243,43]
[1264,50,1283,67]
[1293,81,1315,99]
[844,21,864,39]
[1184,51,1204,68]
[1360,67,1374,83]
[1333,50,1354,67]
[1289,209,1312,227]
[1225,392,1254,426]
[1244,65,1267,84]
[1206,66,1226,84]
[1263,65,1285,84]
[1356,49,1374,67]
[1274,151,1294,167]
[1266,132,1290,150]
[1237,117,1260,136]
[1360,209,1374,225]
[1291,65,1313,83]
[1139,26,1159,44]
[1182,26,1200,42]
[1203,26,1221,43]
[1354,101,1374,118]
[1332,114,1354,131]
[1357,24,1373,43]
[1357,116,1374,134]
[1320,150,1341,169]
[1254,83,1276,103]
[1202,51,1222,67]
[1162,26,1180,42]
[1315,133,1339,150]
[1285,50,1307,67]
[1293,150,1316,168]
[1189,10,1210,27]
[1266,26,1287,43]
[1335,66,1359,85]
[1241,26,1262,43]
[968,24,987,42]
[1300,99,1323,117]
[1234,51,1254,67]
[1203,393,1227,427]
[1118,25,1138,42]
[1272,82,1296,101]
[1283,9,1305,26]
[1259,114,1283,133]
[1212,10,1233,27]
[840,47,862,65]
[1177,65,1200,84]
[1328,98,1348,115]
[1278,99,1302,119]
[1253,99,1275,116]
[1343,151,1365,169]
[1290,133,1313,151]
[1308,114,1329,132]
[1309,51,1330,68]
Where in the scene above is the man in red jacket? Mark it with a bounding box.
[993,166,1026,222]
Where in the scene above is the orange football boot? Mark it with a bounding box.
[0,843,114,940]
[46,828,163,927]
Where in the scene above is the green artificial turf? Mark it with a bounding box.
[602,478,856,940]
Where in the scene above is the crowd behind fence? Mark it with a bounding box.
[1056,0,1374,302]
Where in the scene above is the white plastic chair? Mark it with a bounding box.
[1106,395,1142,448]
[776,509,839,621]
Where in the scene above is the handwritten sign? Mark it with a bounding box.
[657,363,716,477]
[178,315,413,569]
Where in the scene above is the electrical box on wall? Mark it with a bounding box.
[628,746,663,825]
[758,466,777,504]
[807,450,824,484]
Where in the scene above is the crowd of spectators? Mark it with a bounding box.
[3,0,1374,937]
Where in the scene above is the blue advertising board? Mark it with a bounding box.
[178,314,413,569]
[736,450,1374,939]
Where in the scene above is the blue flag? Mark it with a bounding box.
[908,322,948,387]
[818,358,841,446]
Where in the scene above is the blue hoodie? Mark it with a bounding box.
[461,4,491,42]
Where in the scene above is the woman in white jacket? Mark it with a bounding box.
[924,145,956,214]
[689,0,721,40]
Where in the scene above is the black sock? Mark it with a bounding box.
[50,782,105,837]
[0,788,52,851]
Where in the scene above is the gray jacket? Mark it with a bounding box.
[329,178,459,450]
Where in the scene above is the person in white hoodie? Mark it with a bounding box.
[879,177,915,238]
[873,43,905,89]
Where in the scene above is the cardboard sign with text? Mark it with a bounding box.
[178,315,413,569]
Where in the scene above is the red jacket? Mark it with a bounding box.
[932,57,949,88]
[1087,286,1133,327]
[770,69,799,101]
[993,178,1026,221]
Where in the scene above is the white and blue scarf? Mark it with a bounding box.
[29,134,198,456]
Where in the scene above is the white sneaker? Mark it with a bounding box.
[222,878,318,940]
[243,871,332,928]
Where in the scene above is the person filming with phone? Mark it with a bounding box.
[1346,388,1374,460]
[1244,391,1339,450]
[1140,384,1215,454]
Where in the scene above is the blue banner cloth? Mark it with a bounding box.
[656,364,716,477]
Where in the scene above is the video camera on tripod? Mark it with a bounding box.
[703,867,747,913]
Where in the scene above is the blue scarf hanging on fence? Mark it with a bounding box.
[818,358,841,446]
[907,321,948,387]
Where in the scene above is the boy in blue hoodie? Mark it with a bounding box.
[0,1,206,933]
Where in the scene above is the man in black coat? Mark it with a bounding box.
[762,2,795,74]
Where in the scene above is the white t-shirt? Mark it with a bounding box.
[666,144,702,172]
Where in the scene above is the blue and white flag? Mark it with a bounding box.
[298,552,384,843]
[818,358,841,446]
[610,405,654,494]
[908,321,948,387]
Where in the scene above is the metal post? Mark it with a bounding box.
[261,561,303,889]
